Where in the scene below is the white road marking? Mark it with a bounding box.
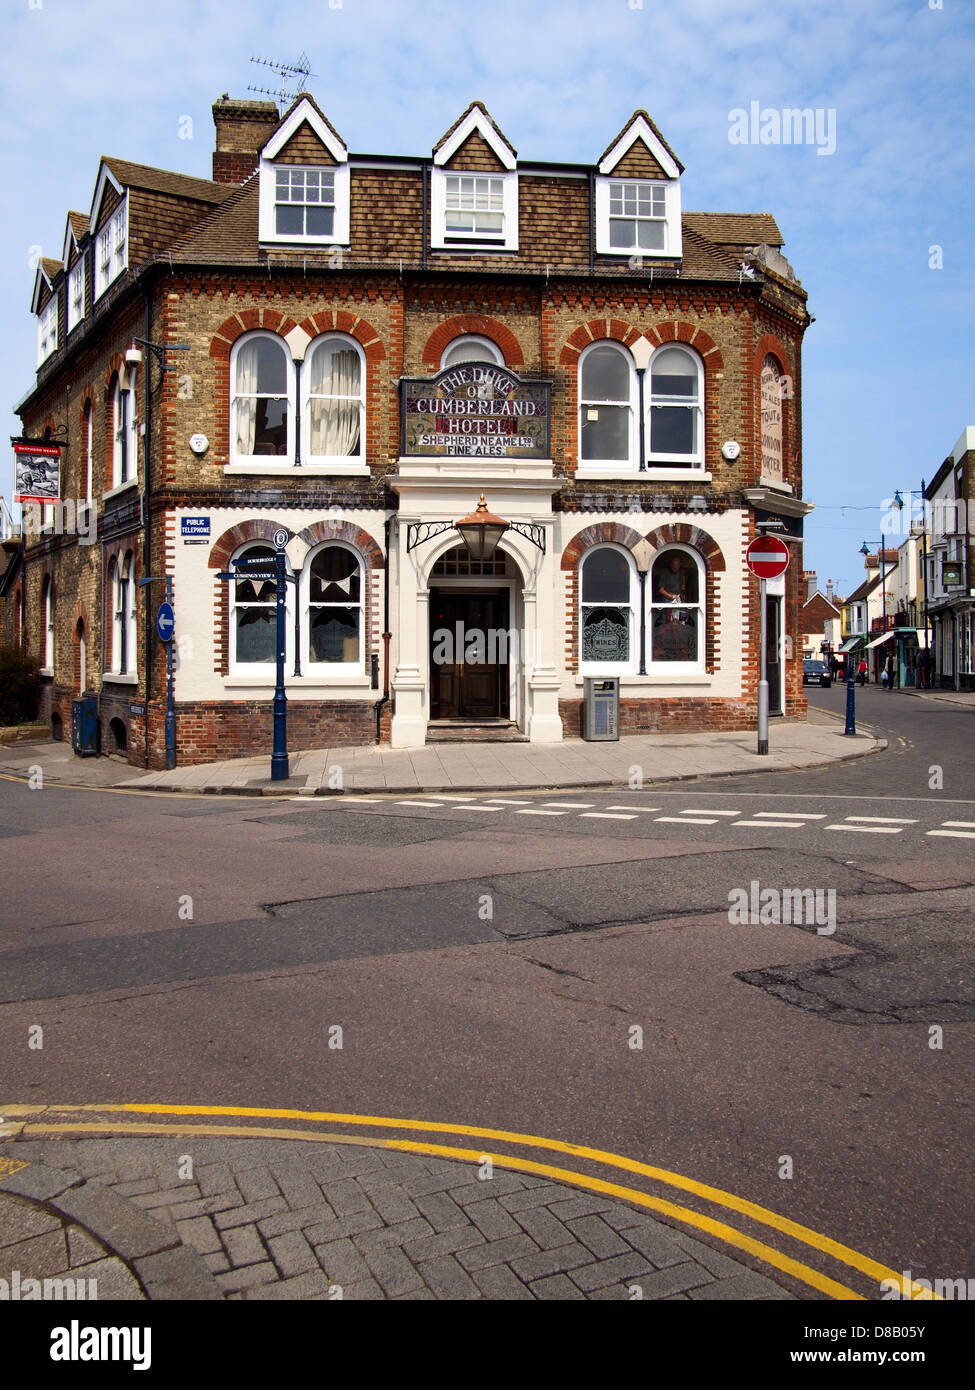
[655,816,718,825]
[927,829,975,840]
[517,809,566,817]
[844,815,918,824]
[606,805,660,812]
[397,799,445,807]
[682,810,741,817]
[826,824,903,834]
[941,821,975,829]
[543,801,596,809]
[457,805,506,812]
[482,799,532,806]
[435,795,478,801]
[732,820,803,829]
[751,811,827,819]
[581,812,638,821]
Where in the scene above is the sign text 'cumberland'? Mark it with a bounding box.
[401,362,551,459]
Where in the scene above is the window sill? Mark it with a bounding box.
[575,469,712,484]
[575,673,711,687]
[102,479,139,502]
[102,672,139,685]
[39,666,53,678]
[224,462,370,477]
[224,675,372,688]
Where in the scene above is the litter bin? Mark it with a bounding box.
[583,677,619,741]
[71,698,98,756]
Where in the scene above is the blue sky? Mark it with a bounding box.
[3,0,973,595]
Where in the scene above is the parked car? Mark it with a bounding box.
[803,658,832,687]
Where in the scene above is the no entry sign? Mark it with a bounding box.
[746,534,790,579]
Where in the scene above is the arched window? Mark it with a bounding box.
[111,368,138,487]
[231,333,292,462]
[231,544,292,670]
[305,336,364,462]
[649,547,704,669]
[41,574,54,670]
[110,551,137,675]
[83,400,93,504]
[440,335,503,369]
[648,346,703,466]
[305,544,364,671]
[579,343,634,471]
[580,545,637,675]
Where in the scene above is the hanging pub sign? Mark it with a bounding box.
[401,362,550,460]
[13,441,62,504]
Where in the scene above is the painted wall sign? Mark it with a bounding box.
[181,516,211,543]
[13,442,62,504]
[760,357,783,485]
[401,362,551,459]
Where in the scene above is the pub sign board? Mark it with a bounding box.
[401,362,551,460]
[13,441,62,504]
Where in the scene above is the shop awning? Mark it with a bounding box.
[839,637,862,653]
[864,632,895,650]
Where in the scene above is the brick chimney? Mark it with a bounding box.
[212,96,280,184]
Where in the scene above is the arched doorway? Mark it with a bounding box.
[428,544,517,724]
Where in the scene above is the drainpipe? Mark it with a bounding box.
[422,162,429,271]
[588,167,595,276]
[141,288,152,768]
[373,513,393,740]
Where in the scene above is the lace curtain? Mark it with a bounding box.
[308,345,360,457]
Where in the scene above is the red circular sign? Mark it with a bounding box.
[746,534,790,579]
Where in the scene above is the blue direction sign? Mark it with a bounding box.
[156,601,175,643]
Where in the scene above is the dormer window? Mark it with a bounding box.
[68,259,85,333]
[275,168,335,238]
[431,102,519,252]
[444,175,504,239]
[37,294,58,365]
[609,180,666,252]
[95,201,127,298]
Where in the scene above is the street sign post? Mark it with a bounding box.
[138,577,177,770]
[746,534,790,756]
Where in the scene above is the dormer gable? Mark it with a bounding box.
[61,211,89,268]
[595,111,683,260]
[433,101,517,170]
[258,94,349,245]
[431,102,518,252]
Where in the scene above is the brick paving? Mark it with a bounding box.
[0,1137,794,1300]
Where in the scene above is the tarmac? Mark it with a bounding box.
[0,703,899,1299]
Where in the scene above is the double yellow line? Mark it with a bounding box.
[3,1101,934,1301]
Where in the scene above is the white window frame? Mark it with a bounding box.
[68,258,85,333]
[272,165,337,240]
[648,545,705,674]
[578,341,636,474]
[607,179,667,254]
[430,167,519,252]
[647,344,704,469]
[108,551,137,677]
[229,543,293,677]
[111,369,138,488]
[303,334,366,470]
[579,544,639,678]
[303,541,365,676]
[595,175,682,259]
[37,294,58,366]
[259,161,350,246]
[439,334,504,368]
[230,332,295,468]
[42,575,54,671]
[95,199,127,300]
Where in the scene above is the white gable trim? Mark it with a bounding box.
[598,115,681,180]
[89,161,124,231]
[30,263,58,314]
[61,215,86,267]
[434,107,516,171]
[262,98,347,163]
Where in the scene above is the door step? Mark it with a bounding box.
[426,720,528,744]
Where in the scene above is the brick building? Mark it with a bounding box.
[14,94,812,766]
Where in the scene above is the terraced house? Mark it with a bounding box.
[15,93,812,766]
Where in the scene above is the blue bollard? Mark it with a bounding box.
[844,675,856,736]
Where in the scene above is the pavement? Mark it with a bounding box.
[0,1131,792,1301]
[0,714,886,796]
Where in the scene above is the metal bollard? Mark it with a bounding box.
[844,675,856,736]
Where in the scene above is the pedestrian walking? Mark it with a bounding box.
[857,657,868,686]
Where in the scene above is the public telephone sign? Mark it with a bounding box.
[746,534,790,579]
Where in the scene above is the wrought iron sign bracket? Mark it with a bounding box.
[406,520,456,553]
[506,521,546,554]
